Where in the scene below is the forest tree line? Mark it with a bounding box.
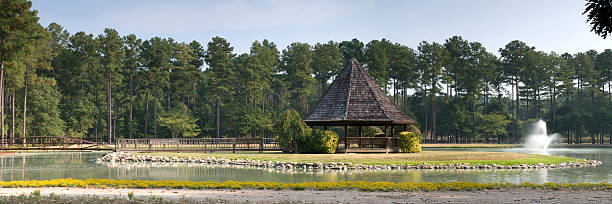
[2,0,612,144]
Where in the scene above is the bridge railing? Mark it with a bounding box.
[116,138,281,152]
[0,136,113,150]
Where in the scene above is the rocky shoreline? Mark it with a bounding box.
[97,152,602,171]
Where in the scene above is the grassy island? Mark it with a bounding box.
[136,151,580,166]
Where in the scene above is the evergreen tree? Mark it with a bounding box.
[280,42,314,115]
[312,41,343,97]
[0,0,43,143]
[98,28,124,143]
[204,37,235,138]
[339,38,366,64]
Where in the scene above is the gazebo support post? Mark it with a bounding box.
[344,126,348,153]
[358,126,362,148]
[324,126,328,130]
[391,125,395,152]
[384,125,389,153]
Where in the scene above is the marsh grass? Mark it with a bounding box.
[138,151,580,166]
[0,179,610,192]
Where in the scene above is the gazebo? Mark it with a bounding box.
[304,58,415,153]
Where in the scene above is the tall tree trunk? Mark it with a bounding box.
[94,87,98,141]
[515,78,520,143]
[511,83,515,143]
[154,89,157,138]
[393,79,397,105]
[551,86,555,134]
[592,89,595,144]
[11,90,14,143]
[107,72,112,143]
[472,95,476,141]
[216,99,220,138]
[1,61,4,145]
[538,89,541,119]
[113,99,117,142]
[22,68,27,145]
[431,86,436,143]
[402,88,407,113]
[144,89,149,137]
[192,82,196,114]
[129,73,133,139]
[424,85,428,143]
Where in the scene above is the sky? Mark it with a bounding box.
[31,0,610,55]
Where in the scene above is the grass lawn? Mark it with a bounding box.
[136,151,580,166]
[421,144,520,148]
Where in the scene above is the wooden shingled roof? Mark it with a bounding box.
[304,58,415,126]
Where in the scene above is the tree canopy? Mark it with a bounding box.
[1,1,611,146]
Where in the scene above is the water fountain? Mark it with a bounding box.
[524,120,558,150]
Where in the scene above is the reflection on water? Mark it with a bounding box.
[0,148,610,184]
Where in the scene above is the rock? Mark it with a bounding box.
[97,152,603,172]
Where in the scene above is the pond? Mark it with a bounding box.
[0,148,610,184]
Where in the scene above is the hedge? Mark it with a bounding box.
[298,129,339,154]
[398,131,421,153]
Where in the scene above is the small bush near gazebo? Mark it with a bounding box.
[273,109,339,154]
[398,131,421,153]
[273,109,311,151]
[298,129,339,154]
[405,125,421,137]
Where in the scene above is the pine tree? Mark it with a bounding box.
[204,37,235,138]
[280,42,314,115]
[0,0,43,144]
[97,28,124,143]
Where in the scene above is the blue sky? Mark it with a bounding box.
[31,0,610,55]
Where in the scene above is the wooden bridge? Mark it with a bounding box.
[0,136,396,153]
[0,136,114,151]
[115,138,282,152]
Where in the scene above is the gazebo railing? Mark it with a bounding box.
[344,137,397,153]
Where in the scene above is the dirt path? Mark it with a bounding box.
[0,187,610,203]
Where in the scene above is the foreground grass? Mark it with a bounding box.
[0,179,610,192]
[0,190,208,204]
[421,144,519,148]
[137,151,581,166]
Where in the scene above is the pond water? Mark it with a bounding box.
[0,148,610,184]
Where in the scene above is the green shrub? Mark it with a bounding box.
[273,109,311,151]
[405,125,421,137]
[316,130,339,154]
[398,131,421,153]
[298,129,339,154]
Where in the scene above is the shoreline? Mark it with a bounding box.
[0,187,610,203]
[98,152,602,171]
